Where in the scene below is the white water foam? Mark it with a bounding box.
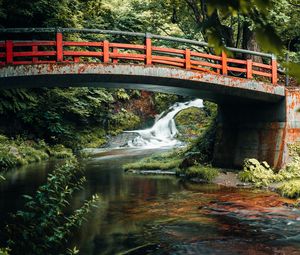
[126,99,203,148]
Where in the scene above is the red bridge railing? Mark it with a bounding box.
[0,28,278,84]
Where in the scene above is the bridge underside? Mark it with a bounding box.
[0,63,284,104]
[1,63,299,169]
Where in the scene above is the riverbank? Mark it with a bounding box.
[122,129,300,203]
[0,134,73,173]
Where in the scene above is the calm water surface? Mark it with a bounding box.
[1,148,300,255]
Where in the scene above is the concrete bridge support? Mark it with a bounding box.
[213,87,300,169]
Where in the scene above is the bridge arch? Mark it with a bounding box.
[0,63,284,104]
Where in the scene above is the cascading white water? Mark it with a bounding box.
[127,99,203,148]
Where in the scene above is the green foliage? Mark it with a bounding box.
[73,128,107,149]
[0,89,37,114]
[177,165,219,182]
[277,179,300,198]
[0,135,73,172]
[153,93,179,113]
[239,154,300,188]
[0,248,10,255]
[7,158,100,255]
[0,86,145,150]
[109,109,141,134]
[114,89,130,101]
[238,159,276,187]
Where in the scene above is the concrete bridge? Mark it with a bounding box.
[0,28,299,169]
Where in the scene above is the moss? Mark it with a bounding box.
[175,107,205,126]
[277,179,300,198]
[179,118,217,168]
[177,165,219,182]
[174,107,208,141]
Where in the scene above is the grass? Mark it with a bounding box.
[123,149,185,171]
[277,179,300,198]
[176,165,219,182]
[49,144,73,159]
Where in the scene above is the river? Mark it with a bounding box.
[1,148,300,255]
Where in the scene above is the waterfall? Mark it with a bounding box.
[127,99,203,148]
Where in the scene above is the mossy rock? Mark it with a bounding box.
[174,107,209,141]
[175,107,205,126]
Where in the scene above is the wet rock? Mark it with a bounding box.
[105,132,139,148]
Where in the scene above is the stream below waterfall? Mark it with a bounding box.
[1,148,300,255]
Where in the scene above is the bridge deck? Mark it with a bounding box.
[0,28,278,84]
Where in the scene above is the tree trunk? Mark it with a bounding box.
[242,22,262,62]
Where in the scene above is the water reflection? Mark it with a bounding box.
[1,149,300,255]
[74,152,300,255]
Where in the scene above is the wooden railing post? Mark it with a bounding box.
[5,40,13,64]
[145,33,152,65]
[221,51,227,75]
[271,55,278,85]
[32,45,38,63]
[246,59,253,79]
[56,32,63,62]
[185,49,191,70]
[103,40,109,63]
[112,48,118,64]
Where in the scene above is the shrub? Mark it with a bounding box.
[0,247,10,255]
[277,179,300,198]
[238,159,276,187]
[7,158,100,255]
[238,157,300,187]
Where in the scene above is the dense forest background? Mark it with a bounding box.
[0,0,299,149]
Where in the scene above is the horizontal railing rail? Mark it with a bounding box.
[0,28,278,84]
